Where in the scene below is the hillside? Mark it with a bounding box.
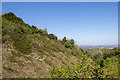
[2,12,83,78]
[2,12,120,78]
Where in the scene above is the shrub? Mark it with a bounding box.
[50,55,100,78]
[2,12,24,24]
[2,35,11,43]
[12,34,32,54]
[38,29,44,34]
[69,39,74,45]
[61,37,67,44]
[31,25,38,34]
[64,41,72,48]
[48,34,57,40]
[37,28,48,36]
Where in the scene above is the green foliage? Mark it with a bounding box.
[69,39,74,45]
[50,55,102,78]
[93,53,103,63]
[62,37,75,49]
[31,25,38,34]
[37,28,48,36]
[2,12,24,24]
[50,54,119,78]
[64,41,72,48]
[11,33,32,54]
[2,12,120,78]
[48,34,57,40]
[61,37,67,44]
[11,50,22,57]
[113,48,120,55]
[37,29,44,34]
[2,13,32,54]
[102,56,119,78]
[71,49,81,56]
[2,34,11,43]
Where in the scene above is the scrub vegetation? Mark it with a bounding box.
[2,12,120,78]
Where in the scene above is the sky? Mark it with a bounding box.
[1,0,120,2]
[2,2,118,46]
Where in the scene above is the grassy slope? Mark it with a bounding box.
[2,12,119,78]
[2,12,82,78]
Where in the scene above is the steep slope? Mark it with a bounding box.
[2,12,82,78]
[2,12,119,78]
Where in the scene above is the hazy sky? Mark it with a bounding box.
[2,2,118,45]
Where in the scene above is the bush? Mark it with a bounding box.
[50,55,102,78]
[37,28,48,36]
[31,25,38,34]
[64,41,72,48]
[69,39,74,45]
[71,51,78,56]
[48,34,57,40]
[2,35,11,43]
[12,34,32,54]
[2,12,24,24]
[61,37,67,44]
[38,29,44,34]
